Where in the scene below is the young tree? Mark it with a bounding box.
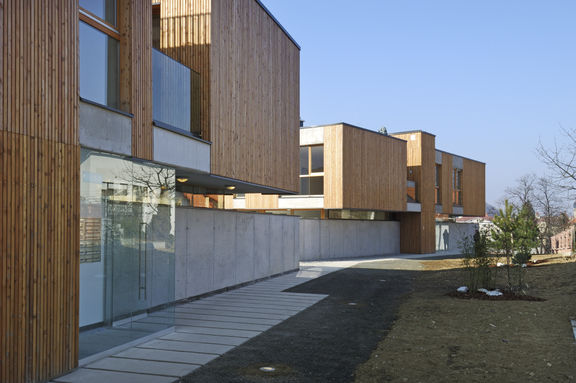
[503,174,536,209]
[491,200,516,290]
[512,202,540,291]
[533,176,569,253]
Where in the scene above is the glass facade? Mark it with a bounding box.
[79,149,175,359]
[79,21,119,109]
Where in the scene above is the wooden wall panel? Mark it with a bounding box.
[1,2,80,382]
[394,132,436,253]
[245,194,279,210]
[340,124,406,211]
[463,158,486,216]
[160,0,300,192]
[323,125,344,209]
[122,0,153,160]
[441,152,453,215]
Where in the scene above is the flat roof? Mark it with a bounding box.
[435,149,486,165]
[390,130,436,137]
[301,122,407,144]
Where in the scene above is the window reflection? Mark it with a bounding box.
[79,21,119,109]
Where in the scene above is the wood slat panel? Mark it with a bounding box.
[160,0,300,192]
[1,2,80,382]
[120,0,153,160]
[463,158,486,216]
[245,194,279,210]
[341,124,406,211]
[323,124,343,209]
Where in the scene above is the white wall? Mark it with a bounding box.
[435,222,478,255]
[175,208,300,300]
[299,219,400,261]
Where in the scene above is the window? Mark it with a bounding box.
[435,164,442,205]
[453,168,463,206]
[300,145,324,195]
[79,1,120,109]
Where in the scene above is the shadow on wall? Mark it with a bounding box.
[436,222,478,255]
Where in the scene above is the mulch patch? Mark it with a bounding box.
[446,290,546,301]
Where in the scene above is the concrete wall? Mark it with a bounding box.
[79,101,132,156]
[153,127,210,173]
[175,208,299,300]
[299,219,400,261]
[435,222,478,255]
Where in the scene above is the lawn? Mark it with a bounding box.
[355,255,576,383]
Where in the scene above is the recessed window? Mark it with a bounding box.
[453,168,463,206]
[79,22,119,109]
[435,164,442,205]
[300,145,324,195]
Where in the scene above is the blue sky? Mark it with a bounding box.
[262,0,576,207]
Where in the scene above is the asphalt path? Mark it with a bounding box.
[182,258,427,382]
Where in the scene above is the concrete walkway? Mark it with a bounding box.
[51,269,331,383]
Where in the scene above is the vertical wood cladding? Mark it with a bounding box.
[340,124,406,211]
[1,2,80,382]
[245,194,279,210]
[159,0,300,192]
[441,152,453,215]
[121,0,153,160]
[393,132,436,253]
[463,158,486,216]
[323,125,344,209]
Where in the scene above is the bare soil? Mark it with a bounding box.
[355,255,576,383]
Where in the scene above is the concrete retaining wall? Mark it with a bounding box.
[435,222,478,255]
[299,219,400,261]
[175,208,299,300]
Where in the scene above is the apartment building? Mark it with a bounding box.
[0,1,299,382]
[230,125,486,255]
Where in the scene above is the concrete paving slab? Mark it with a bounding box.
[172,318,272,331]
[51,368,176,383]
[199,296,309,309]
[175,326,261,338]
[137,339,233,355]
[87,357,198,378]
[113,348,217,365]
[162,312,281,326]
[223,291,324,303]
[182,301,301,315]
[175,307,289,320]
[161,332,248,346]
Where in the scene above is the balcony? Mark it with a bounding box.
[152,48,201,137]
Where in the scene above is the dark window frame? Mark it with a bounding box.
[299,145,324,195]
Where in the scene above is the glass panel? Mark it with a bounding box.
[300,177,309,195]
[295,210,322,219]
[79,22,119,109]
[80,0,117,26]
[311,146,324,173]
[309,176,324,195]
[300,147,309,175]
[79,149,175,360]
[153,49,201,135]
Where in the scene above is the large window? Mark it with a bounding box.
[453,168,463,206]
[300,145,324,195]
[435,164,442,205]
[79,1,120,109]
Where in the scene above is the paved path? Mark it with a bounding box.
[51,269,332,383]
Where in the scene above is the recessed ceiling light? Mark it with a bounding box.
[225,185,236,190]
[260,367,276,372]
[177,178,189,183]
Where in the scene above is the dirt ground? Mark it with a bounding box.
[355,255,576,383]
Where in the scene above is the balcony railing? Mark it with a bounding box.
[152,48,201,137]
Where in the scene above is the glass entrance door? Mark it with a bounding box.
[79,149,175,360]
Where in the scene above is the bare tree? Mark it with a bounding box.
[502,173,536,209]
[537,126,576,191]
[533,176,569,253]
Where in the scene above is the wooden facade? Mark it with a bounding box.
[440,152,453,215]
[332,124,406,211]
[1,1,80,382]
[158,0,300,193]
[393,132,437,254]
[463,158,486,216]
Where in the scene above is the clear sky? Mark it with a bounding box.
[261,0,576,207]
